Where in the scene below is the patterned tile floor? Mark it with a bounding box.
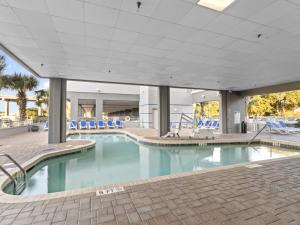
[0,129,299,225]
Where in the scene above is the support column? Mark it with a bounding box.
[48,78,66,144]
[220,91,247,134]
[70,95,78,121]
[159,86,170,136]
[4,100,9,116]
[96,95,103,121]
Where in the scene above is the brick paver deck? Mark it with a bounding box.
[0,156,299,225]
[0,130,299,224]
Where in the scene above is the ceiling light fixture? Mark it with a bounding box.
[197,0,235,11]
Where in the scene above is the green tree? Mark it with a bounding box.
[0,73,38,121]
[248,91,300,117]
[0,55,6,74]
[35,89,49,116]
[194,101,219,118]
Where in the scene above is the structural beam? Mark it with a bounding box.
[48,78,66,144]
[159,86,170,136]
[241,81,300,96]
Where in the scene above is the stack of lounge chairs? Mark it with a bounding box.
[68,119,123,130]
[197,119,219,130]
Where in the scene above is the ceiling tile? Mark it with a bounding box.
[179,5,219,29]
[225,0,275,19]
[8,0,48,13]
[186,30,219,44]
[52,17,84,35]
[0,6,20,24]
[115,11,149,32]
[0,22,31,37]
[121,0,161,16]
[112,29,139,44]
[85,3,119,27]
[46,0,83,21]
[135,34,162,48]
[204,14,243,34]
[85,23,114,40]
[85,0,123,9]
[151,0,194,23]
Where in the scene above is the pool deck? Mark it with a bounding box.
[0,129,299,224]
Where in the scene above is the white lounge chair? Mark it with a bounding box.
[43,121,48,131]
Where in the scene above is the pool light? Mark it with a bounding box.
[197,0,235,11]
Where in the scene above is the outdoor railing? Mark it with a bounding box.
[0,119,33,129]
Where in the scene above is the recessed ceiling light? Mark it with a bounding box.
[197,0,235,11]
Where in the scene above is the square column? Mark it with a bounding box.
[70,95,78,121]
[159,86,170,136]
[220,91,246,134]
[96,95,103,121]
[48,78,66,143]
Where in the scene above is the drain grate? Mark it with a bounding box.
[245,164,263,168]
[96,187,125,196]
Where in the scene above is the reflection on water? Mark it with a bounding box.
[4,134,299,196]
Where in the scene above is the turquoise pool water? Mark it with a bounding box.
[4,134,299,196]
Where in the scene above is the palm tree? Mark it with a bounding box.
[0,73,38,121]
[35,89,49,116]
[0,55,6,74]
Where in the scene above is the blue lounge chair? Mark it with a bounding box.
[80,120,87,129]
[89,120,96,129]
[115,120,123,128]
[202,120,211,129]
[197,120,203,128]
[266,122,287,134]
[69,120,78,130]
[209,120,219,130]
[278,121,300,133]
[43,121,48,131]
[98,120,105,129]
[107,120,114,128]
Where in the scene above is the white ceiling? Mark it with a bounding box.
[1,0,300,91]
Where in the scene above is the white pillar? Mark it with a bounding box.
[4,100,9,116]
[159,86,170,137]
[48,78,66,143]
[70,95,78,121]
[96,95,103,121]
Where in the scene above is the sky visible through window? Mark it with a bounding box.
[0,50,49,113]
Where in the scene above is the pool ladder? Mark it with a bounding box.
[0,154,26,195]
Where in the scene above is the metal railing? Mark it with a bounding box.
[0,154,26,195]
[248,124,267,145]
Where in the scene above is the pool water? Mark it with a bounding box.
[4,134,299,196]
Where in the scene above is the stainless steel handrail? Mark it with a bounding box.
[0,165,17,186]
[248,123,267,145]
[0,154,26,194]
[0,154,26,177]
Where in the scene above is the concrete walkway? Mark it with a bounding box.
[0,130,299,224]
